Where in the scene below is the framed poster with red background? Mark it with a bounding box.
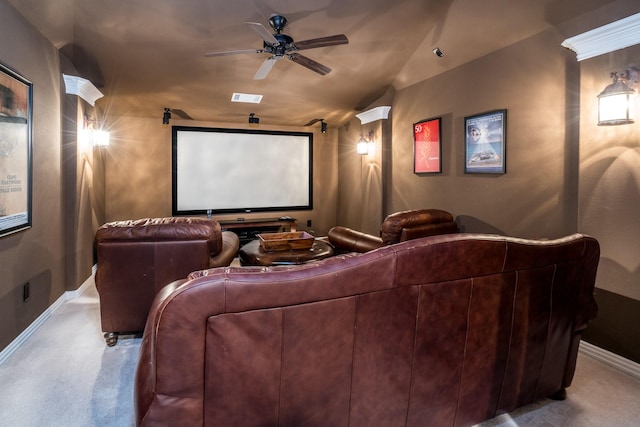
[413,117,441,174]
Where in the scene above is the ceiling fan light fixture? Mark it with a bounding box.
[231,93,263,103]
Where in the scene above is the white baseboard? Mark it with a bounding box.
[579,340,640,381]
[0,274,94,366]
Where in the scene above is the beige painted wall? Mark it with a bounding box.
[103,117,338,236]
[388,28,578,239]
[336,117,384,235]
[578,43,640,301]
[0,0,65,350]
[334,28,579,239]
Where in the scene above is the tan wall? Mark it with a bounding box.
[103,117,338,236]
[389,28,578,239]
[576,42,640,362]
[0,0,65,350]
[335,117,384,235]
[578,43,640,301]
[337,28,579,239]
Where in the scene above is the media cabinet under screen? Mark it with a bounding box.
[172,126,313,215]
[219,217,297,245]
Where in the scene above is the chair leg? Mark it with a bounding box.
[549,388,567,401]
[104,332,119,347]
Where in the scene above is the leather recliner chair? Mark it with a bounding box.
[94,217,239,346]
[328,208,458,253]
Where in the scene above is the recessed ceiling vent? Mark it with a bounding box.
[231,93,263,103]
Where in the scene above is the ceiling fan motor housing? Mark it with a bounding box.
[264,33,294,56]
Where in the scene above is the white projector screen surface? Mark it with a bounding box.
[172,127,313,215]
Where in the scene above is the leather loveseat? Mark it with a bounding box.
[328,208,458,253]
[94,217,239,346]
[135,232,599,427]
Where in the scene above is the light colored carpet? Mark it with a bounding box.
[0,281,140,427]
[1,277,640,427]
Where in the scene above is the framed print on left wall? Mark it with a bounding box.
[413,116,442,174]
[0,62,33,238]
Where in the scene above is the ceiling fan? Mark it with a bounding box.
[205,14,348,80]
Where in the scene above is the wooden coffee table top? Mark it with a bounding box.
[239,239,334,266]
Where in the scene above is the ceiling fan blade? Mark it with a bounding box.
[288,53,331,76]
[254,56,279,80]
[245,22,278,45]
[204,49,263,57]
[293,34,349,50]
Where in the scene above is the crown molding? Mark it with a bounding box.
[356,106,391,125]
[562,12,640,61]
[62,74,104,106]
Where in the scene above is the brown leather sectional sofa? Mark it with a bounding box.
[94,217,239,346]
[134,232,599,427]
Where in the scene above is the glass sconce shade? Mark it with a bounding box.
[92,129,110,146]
[80,128,110,147]
[357,131,374,155]
[357,139,370,155]
[598,78,635,125]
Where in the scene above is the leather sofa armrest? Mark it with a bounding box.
[328,226,383,253]
[209,231,240,267]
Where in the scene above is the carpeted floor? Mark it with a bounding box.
[1,277,639,427]
[0,280,141,427]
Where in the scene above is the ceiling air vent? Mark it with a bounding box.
[231,93,263,103]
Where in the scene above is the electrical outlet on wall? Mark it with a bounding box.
[23,282,30,302]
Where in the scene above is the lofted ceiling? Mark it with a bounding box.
[7,0,622,127]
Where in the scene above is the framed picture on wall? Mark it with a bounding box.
[464,109,506,174]
[413,116,442,174]
[0,62,33,237]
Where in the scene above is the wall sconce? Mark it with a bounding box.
[162,108,171,125]
[82,116,110,147]
[80,127,110,147]
[598,68,638,125]
[357,131,374,155]
[91,129,110,147]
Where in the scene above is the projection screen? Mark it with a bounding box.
[172,126,313,215]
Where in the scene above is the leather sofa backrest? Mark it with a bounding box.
[135,233,599,427]
[95,216,223,254]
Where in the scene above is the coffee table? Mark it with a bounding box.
[238,238,334,266]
